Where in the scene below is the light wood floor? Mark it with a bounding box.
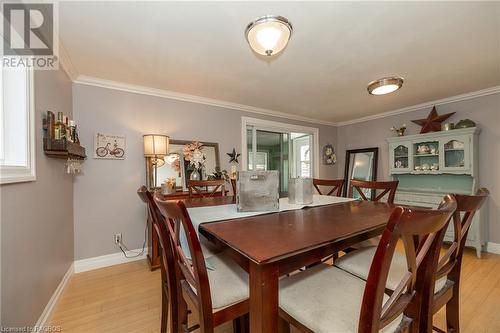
[50,248,500,332]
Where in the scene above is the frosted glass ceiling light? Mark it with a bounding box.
[246,15,292,56]
[367,77,404,95]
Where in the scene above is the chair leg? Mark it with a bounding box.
[233,314,249,333]
[278,316,291,333]
[176,289,188,333]
[332,252,339,263]
[232,318,241,333]
[160,285,169,333]
[446,284,460,333]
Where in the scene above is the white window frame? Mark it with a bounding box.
[293,135,311,178]
[0,68,36,184]
[241,116,320,178]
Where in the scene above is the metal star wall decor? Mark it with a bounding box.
[227,148,240,164]
[411,106,455,134]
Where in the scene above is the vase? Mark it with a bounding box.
[190,169,201,181]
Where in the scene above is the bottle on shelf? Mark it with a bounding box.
[68,120,76,143]
[73,124,80,145]
[55,112,63,140]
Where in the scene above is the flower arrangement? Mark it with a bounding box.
[171,158,181,173]
[390,124,407,136]
[164,177,176,188]
[183,141,206,170]
[207,167,229,182]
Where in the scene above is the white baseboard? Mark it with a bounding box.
[486,242,500,255]
[35,263,74,328]
[74,248,147,273]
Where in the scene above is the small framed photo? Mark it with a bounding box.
[322,143,336,165]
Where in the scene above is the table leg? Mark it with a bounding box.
[249,261,279,333]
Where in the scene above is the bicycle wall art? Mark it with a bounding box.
[94,133,126,159]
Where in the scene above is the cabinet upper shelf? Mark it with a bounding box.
[387,127,479,176]
[387,127,480,143]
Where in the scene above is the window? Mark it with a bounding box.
[248,151,268,171]
[292,134,312,178]
[242,117,319,193]
[0,67,35,184]
[299,145,310,177]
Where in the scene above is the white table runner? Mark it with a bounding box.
[187,194,356,226]
[183,195,356,265]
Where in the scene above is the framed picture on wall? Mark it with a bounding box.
[94,133,126,159]
[322,143,336,165]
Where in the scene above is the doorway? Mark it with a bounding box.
[242,117,319,193]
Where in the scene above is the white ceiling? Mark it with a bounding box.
[59,1,500,123]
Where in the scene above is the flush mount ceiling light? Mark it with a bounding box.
[245,15,293,56]
[367,76,404,95]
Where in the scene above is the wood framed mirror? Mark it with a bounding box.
[342,147,379,199]
[154,140,220,191]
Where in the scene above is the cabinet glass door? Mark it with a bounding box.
[413,140,439,173]
[389,142,411,173]
[441,136,469,171]
[394,145,409,168]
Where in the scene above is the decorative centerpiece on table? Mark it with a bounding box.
[183,141,206,180]
[207,167,229,182]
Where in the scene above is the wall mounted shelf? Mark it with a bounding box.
[43,138,87,160]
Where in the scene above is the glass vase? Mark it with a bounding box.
[190,169,201,181]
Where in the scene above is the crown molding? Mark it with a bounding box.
[58,40,78,81]
[72,74,499,128]
[336,85,500,126]
[73,75,338,127]
[73,75,335,126]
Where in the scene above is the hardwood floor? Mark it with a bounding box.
[49,247,500,332]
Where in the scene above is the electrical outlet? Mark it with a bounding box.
[114,233,122,244]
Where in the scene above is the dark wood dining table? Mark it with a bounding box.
[184,196,396,333]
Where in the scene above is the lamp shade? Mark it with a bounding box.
[143,134,169,157]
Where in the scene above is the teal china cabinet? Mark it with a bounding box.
[387,127,483,257]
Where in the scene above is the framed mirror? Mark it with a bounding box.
[342,147,378,199]
[154,140,220,191]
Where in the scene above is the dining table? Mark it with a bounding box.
[183,196,396,333]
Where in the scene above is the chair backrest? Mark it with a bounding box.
[313,178,344,196]
[137,185,149,203]
[153,194,215,329]
[188,179,226,198]
[137,186,178,330]
[359,195,457,333]
[349,179,399,203]
[436,188,489,281]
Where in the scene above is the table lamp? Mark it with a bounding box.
[143,134,169,189]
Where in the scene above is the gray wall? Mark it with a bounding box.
[0,69,74,326]
[72,84,338,260]
[336,93,500,243]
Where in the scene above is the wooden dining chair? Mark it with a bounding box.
[348,179,399,203]
[279,195,457,333]
[432,188,489,332]
[153,194,249,333]
[313,178,344,196]
[188,179,226,199]
[340,180,399,252]
[335,188,488,333]
[137,186,177,333]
